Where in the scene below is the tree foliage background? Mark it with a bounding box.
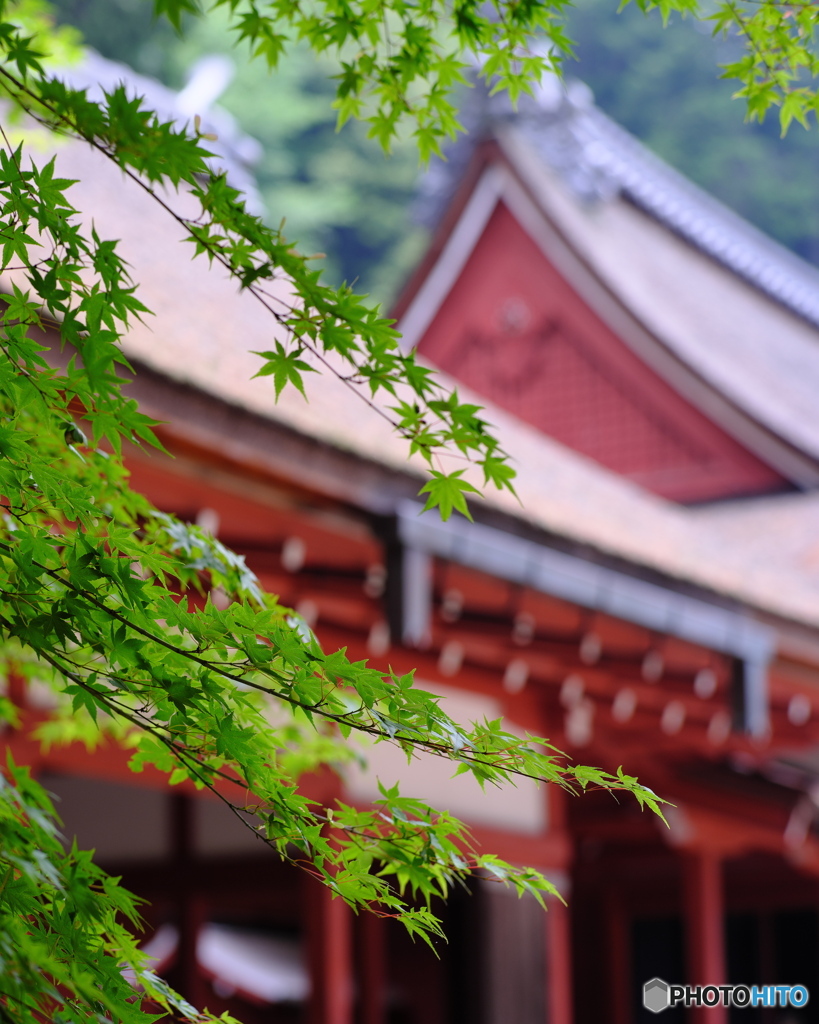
[51,0,819,307]
[0,0,815,1019]
[52,0,426,301]
[568,0,819,267]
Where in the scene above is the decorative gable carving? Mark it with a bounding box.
[417,200,787,503]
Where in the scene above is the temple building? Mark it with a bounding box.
[7,59,819,1024]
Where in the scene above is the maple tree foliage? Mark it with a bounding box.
[0,0,806,1018]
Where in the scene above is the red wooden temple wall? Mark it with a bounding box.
[5,430,819,1023]
[415,201,788,504]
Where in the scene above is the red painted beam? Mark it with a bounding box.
[357,911,386,1024]
[682,851,727,1024]
[548,897,574,1024]
[304,875,354,1024]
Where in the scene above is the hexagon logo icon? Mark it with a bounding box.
[643,978,671,1014]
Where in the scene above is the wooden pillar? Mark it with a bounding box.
[545,787,573,1024]
[546,897,574,1024]
[6,662,25,715]
[170,794,209,1011]
[358,910,386,1024]
[305,877,354,1024]
[758,912,775,985]
[178,892,207,1010]
[682,851,727,1024]
[605,891,630,1024]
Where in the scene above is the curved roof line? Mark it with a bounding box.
[420,78,819,332]
[575,107,819,330]
[406,80,819,476]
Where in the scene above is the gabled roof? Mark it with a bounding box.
[398,80,819,488]
[28,130,819,636]
[15,54,819,639]
[417,77,819,328]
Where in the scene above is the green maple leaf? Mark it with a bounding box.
[419,470,480,521]
[252,342,315,398]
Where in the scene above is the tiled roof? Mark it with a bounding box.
[520,84,819,330]
[413,78,819,472]
[17,61,819,632]
[422,77,819,329]
[29,134,819,632]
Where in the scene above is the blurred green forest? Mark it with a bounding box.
[50,0,425,302]
[51,0,819,304]
[568,0,819,265]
